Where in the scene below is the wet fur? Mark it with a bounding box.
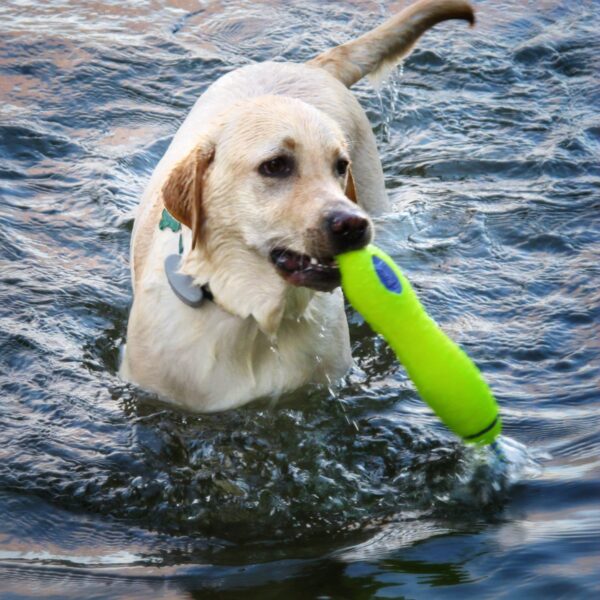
[121,0,475,411]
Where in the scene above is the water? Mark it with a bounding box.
[1,0,599,597]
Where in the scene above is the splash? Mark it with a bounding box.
[441,436,547,509]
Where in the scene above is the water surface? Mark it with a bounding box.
[1,0,599,598]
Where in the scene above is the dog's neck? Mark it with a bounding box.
[158,211,315,336]
[179,242,314,338]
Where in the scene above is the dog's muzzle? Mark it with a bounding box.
[270,210,372,292]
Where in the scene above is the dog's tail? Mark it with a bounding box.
[308,0,474,88]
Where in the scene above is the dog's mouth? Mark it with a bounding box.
[270,247,340,292]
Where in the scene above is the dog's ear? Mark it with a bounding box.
[162,145,215,249]
[345,167,359,204]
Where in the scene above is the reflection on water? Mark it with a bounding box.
[1,0,599,597]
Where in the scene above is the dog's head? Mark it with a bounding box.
[162,96,372,334]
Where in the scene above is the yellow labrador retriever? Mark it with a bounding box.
[121,0,475,411]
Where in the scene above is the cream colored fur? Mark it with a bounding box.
[121,0,474,412]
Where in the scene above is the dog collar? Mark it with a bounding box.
[160,209,213,308]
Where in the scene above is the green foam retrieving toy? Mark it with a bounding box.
[337,244,501,445]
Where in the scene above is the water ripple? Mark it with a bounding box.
[0,0,599,597]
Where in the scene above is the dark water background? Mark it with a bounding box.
[1,0,599,598]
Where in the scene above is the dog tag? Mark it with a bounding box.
[164,254,207,308]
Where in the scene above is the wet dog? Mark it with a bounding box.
[121,0,474,411]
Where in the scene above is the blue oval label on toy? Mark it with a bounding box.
[372,255,402,294]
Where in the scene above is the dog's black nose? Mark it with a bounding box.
[326,210,371,253]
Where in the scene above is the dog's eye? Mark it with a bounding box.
[259,156,294,178]
[336,158,349,176]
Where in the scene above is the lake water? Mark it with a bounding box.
[1,0,599,598]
